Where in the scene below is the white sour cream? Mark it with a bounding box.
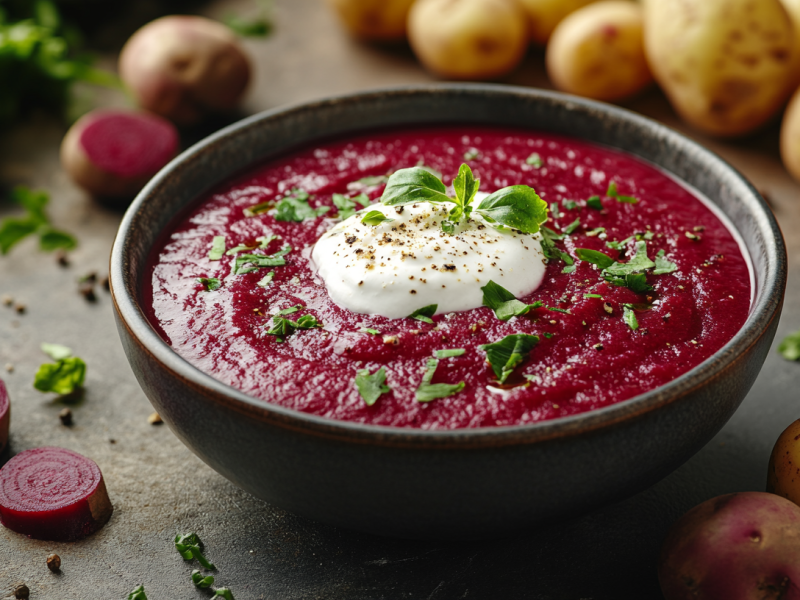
[311,199,547,318]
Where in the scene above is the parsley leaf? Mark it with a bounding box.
[208,236,226,260]
[606,181,639,204]
[243,200,275,217]
[332,192,370,220]
[39,227,77,252]
[266,313,322,342]
[778,329,800,361]
[586,195,603,210]
[563,218,581,235]
[575,248,614,269]
[224,11,273,37]
[274,189,329,221]
[355,367,391,406]
[605,241,655,276]
[563,200,578,210]
[191,570,215,589]
[584,293,603,299]
[233,245,291,275]
[550,202,563,220]
[33,356,86,395]
[479,334,539,384]
[174,533,215,570]
[481,280,540,321]
[539,227,574,268]
[606,236,633,251]
[434,348,466,358]
[212,589,235,600]
[361,210,393,226]
[256,271,274,287]
[526,153,543,167]
[197,277,221,291]
[623,304,639,330]
[408,304,437,323]
[0,187,76,254]
[127,586,148,600]
[415,358,465,402]
[605,272,653,293]
[654,249,678,275]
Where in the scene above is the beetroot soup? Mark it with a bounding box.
[144,127,751,429]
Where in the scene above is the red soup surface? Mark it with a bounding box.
[144,127,751,429]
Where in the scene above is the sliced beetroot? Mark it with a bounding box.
[0,380,8,453]
[0,447,113,541]
[60,109,179,198]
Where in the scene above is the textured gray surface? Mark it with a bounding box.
[0,0,799,598]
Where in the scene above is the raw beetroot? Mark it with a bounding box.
[0,380,8,453]
[659,492,800,600]
[0,447,113,541]
[61,109,179,199]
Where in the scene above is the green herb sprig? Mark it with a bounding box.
[175,533,216,570]
[380,164,547,235]
[0,186,77,255]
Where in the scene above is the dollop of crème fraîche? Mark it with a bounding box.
[311,199,546,318]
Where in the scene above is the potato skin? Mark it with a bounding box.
[767,419,800,500]
[658,492,800,600]
[642,0,797,137]
[518,0,600,46]
[119,16,251,125]
[545,1,652,102]
[325,0,416,40]
[407,0,528,80]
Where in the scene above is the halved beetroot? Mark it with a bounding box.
[0,379,8,453]
[0,447,113,541]
[60,108,179,198]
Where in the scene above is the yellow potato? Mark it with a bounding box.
[642,0,797,137]
[518,0,601,46]
[767,419,800,505]
[545,1,652,102]
[782,87,800,182]
[407,0,528,80]
[324,0,416,41]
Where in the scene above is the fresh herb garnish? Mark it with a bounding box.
[540,227,574,267]
[574,248,614,269]
[604,241,655,276]
[548,307,570,314]
[380,164,547,235]
[277,305,301,315]
[191,570,215,589]
[434,348,466,358]
[606,236,633,251]
[208,236,226,260]
[583,293,603,299]
[653,249,678,275]
[256,271,274,287]
[224,2,273,38]
[563,218,581,235]
[360,328,380,335]
[212,589,235,600]
[623,304,639,330]
[563,200,578,210]
[586,227,606,237]
[361,210,393,226]
[233,245,291,275]
[606,181,639,204]
[479,334,539,384]
[355,367,391,406]
[550,202,563,220]
[526,153,543,167]
[543,332,554,339]
[127,586,148,600]
[266,313,322,342]
[41,342,72,361]
[562,265,576,274]
[415,358,465,402]
[0,186,77,254]
[408,304,437,324]
[481,280,541,321]
[243,200,274,217]
[586,195,603,210]
[333,193,370,220]
[778,329,800,361]
[34,356,86,395]
[175,533,215,570]
[197,277,222,291]
[605,272,653,293]
[274,188,328,222]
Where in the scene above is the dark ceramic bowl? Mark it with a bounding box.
[110,85,786,539]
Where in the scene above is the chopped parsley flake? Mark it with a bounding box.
[562,264,576,274]
[266,313,322,342]
[654,249,678,274]
[34,356,86,395]
[197,277,221,291]
[256,271,275,287]
[355,367,391,406]
[586,195,603,210]
[778,329,800,361]
[333,192,370,220]
[563,200,578,210]
[208,236,226,260]
[548,307,570,314]
[623,304,639,330]
[584,293,603,299]
[605,241,655,276]
[481,280,541,321]
[360,328,380,335]
[480,334,539,384]
[526,153,543,167]
[408,304,438,323]
[243,201,275,217]
[606,181,639,204]
[575,248,614,269]
[563,218,581,235]
[275,189,329,222]
[550,202,563,219]
[415,357,465,402]
[434,348,466,358]
[233,245,291,275]
[543,332,554,339]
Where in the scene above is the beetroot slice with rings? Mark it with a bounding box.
[0,379,8,453]
[0,447,113,541]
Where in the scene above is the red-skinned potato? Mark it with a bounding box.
[324,0,416,41]
[659,492,800,600]
[119,16,251,125]
[61,109,179,199]
[407,0,529,80]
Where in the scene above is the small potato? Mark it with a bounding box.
[767,418,800,500]
[659,492,800,600]
[324,0,416,41]
[119,16,251,125]
[61,109,179,199]
[407,0,528,80]
[517,0,601,46]
[643,0,797,137]
[545,1,652,102]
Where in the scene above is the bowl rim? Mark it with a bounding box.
[110,83,786,449]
